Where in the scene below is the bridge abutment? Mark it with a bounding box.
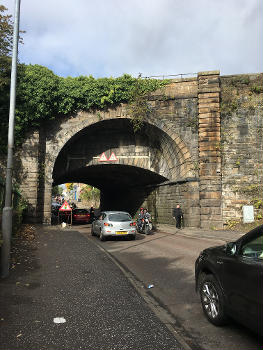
[197,71,223,229]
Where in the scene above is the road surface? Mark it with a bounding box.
[80,225,262,350]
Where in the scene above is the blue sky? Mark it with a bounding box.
[3,0,262,78]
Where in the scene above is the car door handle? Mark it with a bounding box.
[216,260,223,265]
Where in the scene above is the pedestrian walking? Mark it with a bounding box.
[172,204,183,229]
[90,206,95,222]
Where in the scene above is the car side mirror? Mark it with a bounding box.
[225,242,237,256]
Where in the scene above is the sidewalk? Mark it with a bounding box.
[0,226,184,350]
[156,224,244,242]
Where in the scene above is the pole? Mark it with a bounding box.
[1,0,21,278]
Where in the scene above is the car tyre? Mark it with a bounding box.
[99,230,106,241]
[130,235,136,240]
[198,273,228,326]
[91,225,96,236]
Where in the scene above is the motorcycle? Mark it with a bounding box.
[137,217,152,235]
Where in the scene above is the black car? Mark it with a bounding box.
[195,224,263,335]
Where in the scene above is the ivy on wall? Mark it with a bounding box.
[0,64,168,154]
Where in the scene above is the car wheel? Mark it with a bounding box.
[199,274,228,326]
[130,235,136,240]
[144,226,150,235]
[99,230,105,241]
[91,225,96,236]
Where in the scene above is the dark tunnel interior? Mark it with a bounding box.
[52,119,171,215]
[53,164,167,215]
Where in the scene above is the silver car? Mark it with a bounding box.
[91,211,136,241]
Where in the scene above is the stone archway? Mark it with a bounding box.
[18,71,224,228]
[18,107,198,225]
[50,117,196,217]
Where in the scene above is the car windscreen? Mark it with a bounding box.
[108,213,131,222]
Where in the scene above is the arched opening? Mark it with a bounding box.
[52,118,185,216]
[53,164,167,216]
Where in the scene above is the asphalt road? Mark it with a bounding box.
[0,227,184,350]
[80,225,262,350]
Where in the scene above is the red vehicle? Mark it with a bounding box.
[72,209,90,224]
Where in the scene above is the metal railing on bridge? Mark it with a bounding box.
[140,72,198,80]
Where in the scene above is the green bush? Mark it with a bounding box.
[0,64,168,154]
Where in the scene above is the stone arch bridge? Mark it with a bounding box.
[17,71,263,229]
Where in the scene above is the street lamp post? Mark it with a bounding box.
[1,0,21,278]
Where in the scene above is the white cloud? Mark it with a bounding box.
[2,0,262,77]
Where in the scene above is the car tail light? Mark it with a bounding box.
[130,222,136,226]
[104,223,113,227]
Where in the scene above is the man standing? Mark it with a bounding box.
[172,204,183,229]
[90,206,95,222]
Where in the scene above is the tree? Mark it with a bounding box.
[0,5,13,54]
[52,185,63,196]
[0,5,24,86]
[80,185,100,204]
[0,5,24,153]
[65,183,74,192]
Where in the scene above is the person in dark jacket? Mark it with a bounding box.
[90,206,95,222]
[137,208,145,231]
[172,204,183,229]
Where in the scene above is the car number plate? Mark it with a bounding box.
[115,231,128,234]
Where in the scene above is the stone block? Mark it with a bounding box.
[199,144,220,152]
[201,207,211,214]
[198,70,220,77]
[201,220,223,229]
[200,191,221,199]
[198,106,220,114]
[198,112,220,119]
[198,87,221,93]
[200,199,222,207]
[198,102,220,109]
[198,94,220,101]
[201,214,222,221]
[199,148,220,158]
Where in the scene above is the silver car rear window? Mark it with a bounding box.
[108,213,131,222]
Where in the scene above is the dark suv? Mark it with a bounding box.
[195,224,263,335]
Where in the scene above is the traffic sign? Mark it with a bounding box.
[108,152,118,161]
[59,201,72,211]
[99,152,108,162]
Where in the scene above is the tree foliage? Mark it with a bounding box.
[65,183,74,192]
[0,62,168,154]
[0,5,25,153]
[52,185,63,196]
[0,5,13,90]
[0,5,168,155]
[80,185,100,203]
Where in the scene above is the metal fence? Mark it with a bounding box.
[141,72,198,80]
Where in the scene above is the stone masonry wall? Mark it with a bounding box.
[144,179,200,227]
[7,71,263,228]
[220,74,263,225]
